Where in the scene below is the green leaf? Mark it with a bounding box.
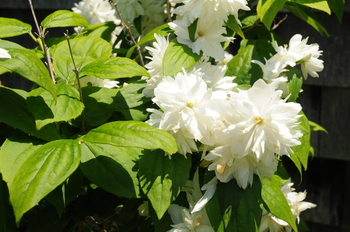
[206,176,262,232]
[0,17,32,38]
[327,0,345,22]
[80,57,150,79]
[53,36,112,84]
[126,23,172,58]
[83,121,178,154]
[226,15,245,39]
[0,136,43,188]
[308,120,327,133]
[286,67,303,102]
[0,87,61,141]
[45,169,83,216]
[138,150,191,219]
[292,0,331,14]
[80,142,141,198]
[285,2,329,36]
[188,19,199,42]
[291,112,310,172]
[0,40,56,99]
[72,86,119,127]
[257,0,288,29]
[226,39,274,85]
[163,38,202,77]
[261,176,298,232]
[40,10,88,29]
[9,139,82,224]
[27,83,84,130]
[83,21,117,42]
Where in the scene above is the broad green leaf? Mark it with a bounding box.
[163,38,202,77]
[241,13,260,29]
[0,87,61,141]
[257,0,288,29]
[80,57,150,79]
[138,150,191,219]
[72,86,119,127]
[40,10,88,29]
[0,17,32,38]
[206,176,262,232]
[9,139,82,224]
[291,112,310,172]
[83,121,178,154]
[226,39,273,85]
[0,41,56,99]
[80,142,141,198]
[309,120,327,133]
[126,23,172,58]
[45,169,83,216]
[286,67,303,102]
[261,176,298,232]
[292,0,331,14]
[83,21,117,42]
[226,15,245,39]
[327,0,345,22]
[0,136,43,188]
[53,36,112,84]
[285,2,329,36]
[27,83,84,130]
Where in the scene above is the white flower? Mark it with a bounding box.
[72,0,118,25]
[146,71,227,155]
[0,48,11,60]
[300,44,324,79]
[259,180,316,232]
[173,0,250,26]
[79,76,119,88]
[169,18,232,61]
[225,79,302,159]
[189,61,237,93]
[168,204,215,232]
[142,34,170,97]
[114,0,144,23]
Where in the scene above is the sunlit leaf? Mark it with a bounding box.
[0,17,32,38]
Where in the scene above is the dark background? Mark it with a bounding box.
[1,0,350,231]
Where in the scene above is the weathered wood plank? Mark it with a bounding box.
[1,0,77,9]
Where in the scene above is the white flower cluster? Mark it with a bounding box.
[252,34,324,86]
[169,0,250,61]
[259,180,316,232]
[145,34,303,189]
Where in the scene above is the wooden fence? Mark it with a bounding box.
[1,0,350,231]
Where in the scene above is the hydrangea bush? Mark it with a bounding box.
[0,0,343,231]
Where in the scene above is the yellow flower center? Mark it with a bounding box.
[255,117,264,124]
[197,31,204,37]
[186,102,196,108]
[194,217,202,228]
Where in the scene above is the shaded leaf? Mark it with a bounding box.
[138,150,191,219]
[226,15,245,39]
[327,0,345,22]
[27,83,84,130]
[80,142,140,198]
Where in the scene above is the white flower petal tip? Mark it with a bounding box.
[0,48,11,60]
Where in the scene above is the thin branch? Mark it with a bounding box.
[28,0,56,83]
[64,32,85,132]
[166,0,172,22]
[112,2,145,66]
[271,14,288,31]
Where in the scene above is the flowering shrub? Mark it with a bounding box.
[0,0,342,231]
